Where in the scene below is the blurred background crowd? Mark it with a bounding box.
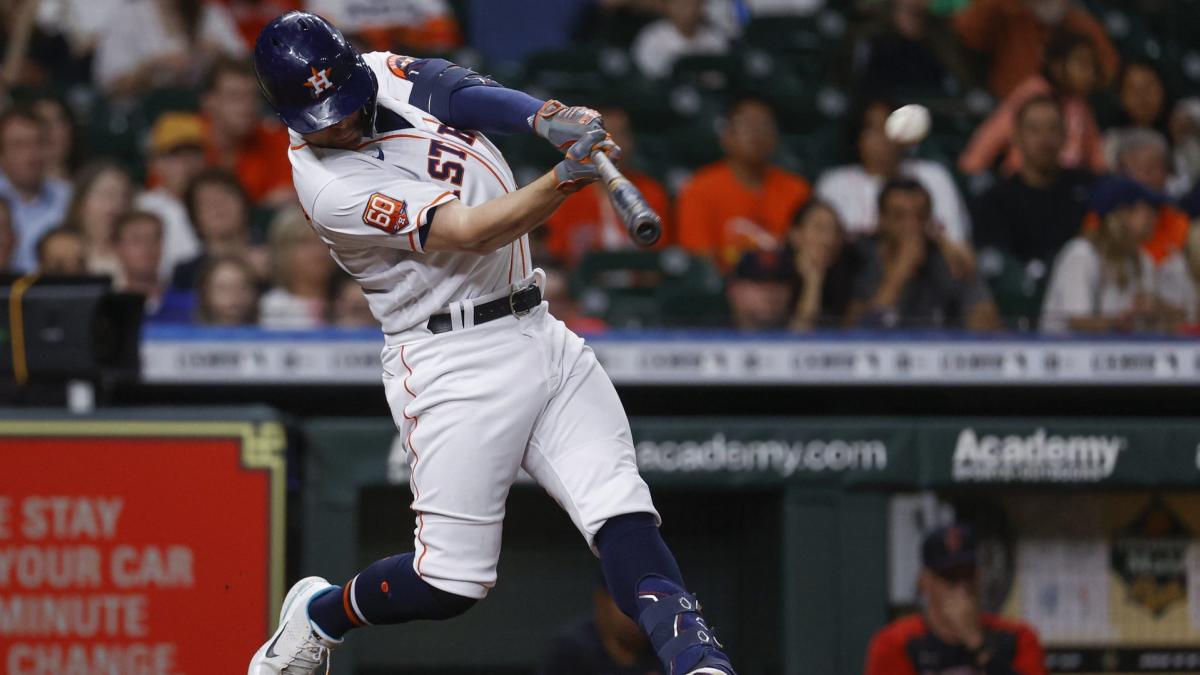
[2,0,1199,335]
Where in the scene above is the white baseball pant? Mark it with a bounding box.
[380,297,657,599]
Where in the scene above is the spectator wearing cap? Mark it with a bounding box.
[201,57,294,205]
[865,524,1047,675]
[631,0,730,80]
[1104,128,1190,264]
[1041,176,1187,334]
[845,178,999,330]
[953,0,1116,99]
[137,112,206,283]
[960,31,1106,177]
[727,248,794,331]
[546,107,672,265]
[0,107,71,274]
[678,98,810,271]
[973,96,1094,271]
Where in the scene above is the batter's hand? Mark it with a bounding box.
[532,100,621,160]
[553,128,617,193]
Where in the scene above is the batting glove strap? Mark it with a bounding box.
[552,127,616,193]
[532,99,609,152]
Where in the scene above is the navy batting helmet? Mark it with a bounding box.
[253,11,377,135]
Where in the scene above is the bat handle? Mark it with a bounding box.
[591,151,662,247]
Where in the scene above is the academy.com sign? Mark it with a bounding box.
[952,428,1125,482]
[635,433,888,477]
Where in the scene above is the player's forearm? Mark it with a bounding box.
[446,86,543,135]
[426,172,565,253]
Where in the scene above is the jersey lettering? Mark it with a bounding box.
[436,124,477,146]
[362,193,409,234]
[428,140,467,186]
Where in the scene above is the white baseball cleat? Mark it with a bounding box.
[248,576,343,674]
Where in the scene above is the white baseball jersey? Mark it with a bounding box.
[288,51,533,343]
[285,51,656,601]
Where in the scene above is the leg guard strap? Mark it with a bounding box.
[636,591,703,636]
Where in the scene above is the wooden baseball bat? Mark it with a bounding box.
[591,151,662,247]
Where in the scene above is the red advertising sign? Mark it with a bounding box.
[0,419,285,674]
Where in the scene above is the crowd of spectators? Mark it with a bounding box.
[1,0,1199,335]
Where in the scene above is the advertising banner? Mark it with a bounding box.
[0,416,285,675]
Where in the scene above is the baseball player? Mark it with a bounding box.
[247,12,736,675]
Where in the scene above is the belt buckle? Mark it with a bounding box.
[509,286,532,318]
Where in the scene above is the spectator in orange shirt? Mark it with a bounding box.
[201,57,295,206]
[545,107,672,265]
[865,525,1047,675]
[677,98,810,271]
[954,0,1117,99]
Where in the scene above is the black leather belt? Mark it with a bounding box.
[427,285,541,334]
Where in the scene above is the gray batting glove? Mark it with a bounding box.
[531,100,622,161]
[553,127,619,193]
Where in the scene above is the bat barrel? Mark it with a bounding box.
[591,151,662,248]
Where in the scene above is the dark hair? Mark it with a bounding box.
[878,177,932,213]
[167,0,203,42]
[195,255,259,325]
[64,160,132,232]
[1117,59,1170,129]
[203,56,257,94]
[1014,94,1062,127]
[111,210,163,244]
[1042,30,1097,87]
[35,226,83,264]
[790,199,843,232]
[848,98,896,143]
[0,105,44,152]
[724,95,775,122]
[184,168,251,235]
[30,92,84,170]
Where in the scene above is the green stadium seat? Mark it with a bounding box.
[980,249,1049,331]
[570,249,729,328]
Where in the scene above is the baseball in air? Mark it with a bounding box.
[884,104,931,144]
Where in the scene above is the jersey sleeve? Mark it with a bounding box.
[309,171,459,253]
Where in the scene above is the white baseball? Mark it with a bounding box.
[884,104,931,144]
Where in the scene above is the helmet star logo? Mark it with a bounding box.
[304,66,334,97]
